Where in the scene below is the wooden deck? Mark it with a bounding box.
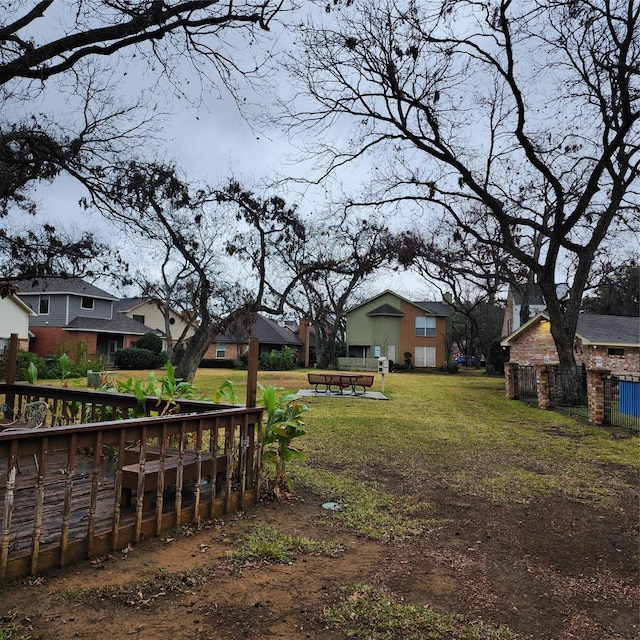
[0,335,264,579]
[0,383,263,579]
[0,449,220,559]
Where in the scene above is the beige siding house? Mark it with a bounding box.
[114,298,196,349]
[0,294,35,352]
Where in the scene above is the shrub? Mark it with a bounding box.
[259,347,297,371]
[15,350,47,380]
[199,358,239,369]
[135,332,163,354]
[437,362,460,374]
[115,347,168,370]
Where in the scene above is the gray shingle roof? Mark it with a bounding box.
[15,277,117,300]
[64,315,158,336]
[215,314,301,346]
[576,314,640,346]
[113,297,146,312]
[413,301,454,316]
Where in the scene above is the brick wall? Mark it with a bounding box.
[399,301,449,366]
[30,328,98,359]
[508,320,639,375]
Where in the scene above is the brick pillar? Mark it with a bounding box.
[587,367,610,425]
[536,364,553,409]
[505,362,519,399]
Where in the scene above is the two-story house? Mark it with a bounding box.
[114,297,196,350]
[345,291,453,368]
[15,277,157,365]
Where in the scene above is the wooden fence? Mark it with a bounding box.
[0,336,263,579]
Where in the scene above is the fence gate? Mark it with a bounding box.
[518,366,537,405]
[549,367,588,419]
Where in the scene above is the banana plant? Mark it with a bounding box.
[259,384,309,492]
[25,361,39,384]
[58,353,73,387]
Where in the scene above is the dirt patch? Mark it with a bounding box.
[1,484,638,640]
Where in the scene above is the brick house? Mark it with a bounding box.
[15,277,157,365]
[500,312,640,375]
[345,290,453,368]
[203,313,303,363]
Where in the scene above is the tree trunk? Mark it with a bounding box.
[174,323,216,381]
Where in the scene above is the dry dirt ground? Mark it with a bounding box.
[1,479,638,640]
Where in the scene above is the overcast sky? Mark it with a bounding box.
[8,10,432,301]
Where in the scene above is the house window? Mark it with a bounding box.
[81,296,94,310]
[415,346,436,367]
[608,348,625,356]
[373,345,381,357]
[415,316,436,337]
[216,343,226,358]
[39,295,49,315]
[133,314,145,324]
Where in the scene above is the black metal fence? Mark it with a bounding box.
[517,366,537,405]
[549,366,588,420]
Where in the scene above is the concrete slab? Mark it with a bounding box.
[296,389,389,400]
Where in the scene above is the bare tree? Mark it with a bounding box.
[276,218,395,368]
[0,221,123,296]
[0,1,290,248]
[285,0,639,369]
[100,166,326,380]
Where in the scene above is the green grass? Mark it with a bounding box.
[5,368,637,639]
[322,584,513,639]
[228,524,343,564]
[104,368,638,524]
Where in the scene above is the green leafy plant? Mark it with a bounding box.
[58,353,73,387]
[212,379,239,404]
[258,347,297,371]
[259,384,309,493]
[24,361,38,384]
[108,361,202,417]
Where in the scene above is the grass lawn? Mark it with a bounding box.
[35,366,634,640]
[179,368,637,530]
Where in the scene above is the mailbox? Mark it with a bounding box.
[377,357,389,374]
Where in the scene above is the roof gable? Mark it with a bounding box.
[366,303,404,317]
[348,289,453,317]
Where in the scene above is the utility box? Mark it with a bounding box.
[377,357,389,374]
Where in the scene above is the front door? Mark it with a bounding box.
[107,340,118,366]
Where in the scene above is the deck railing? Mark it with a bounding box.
[0,335,264,579]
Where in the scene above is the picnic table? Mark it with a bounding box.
[307,372,374,395]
